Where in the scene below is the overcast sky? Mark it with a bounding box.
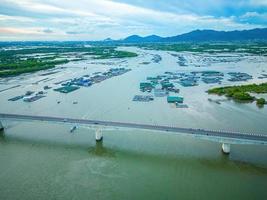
[0,0,267,41]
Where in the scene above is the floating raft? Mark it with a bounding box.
[167,96,184,103]
[54,86,80,93]
[133,95,154,102]
[8,95,24,101]
[23,95,45,102]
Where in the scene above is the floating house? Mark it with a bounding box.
[133,95,154,102]
[90,75,107,83]
[179,79,198,87]
[228,72,252,82]
[23,95,45,102]
[8,95,24,101]
[202,77,223,84]
[201,71,224,77]
[140,82,154,92]
[147,77,161,81]
[74,78,92,87]
[54,86,80,93]
[167,96,184,103]
[167,87,180,93]
[161,82,174,89]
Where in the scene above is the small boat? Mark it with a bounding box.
[70,126,77,133]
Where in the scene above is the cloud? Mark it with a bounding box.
[239,11,267,24]
[241,11,267,19]
[250,0,267,6]
[0,27,43,35]
[0,0,266,40]
[0,14,34,22]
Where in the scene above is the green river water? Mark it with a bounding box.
[0,47,267,199]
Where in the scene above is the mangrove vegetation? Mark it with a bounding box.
[208,83,267,106]
[0,46,138,77]
[142,42,267,55]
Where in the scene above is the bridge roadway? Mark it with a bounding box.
[0,113,267,145]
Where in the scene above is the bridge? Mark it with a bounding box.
[0,113,267,154]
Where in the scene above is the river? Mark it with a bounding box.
[0,47,267,199]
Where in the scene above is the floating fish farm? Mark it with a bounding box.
[8,68,132,102]
[227,72,253,82]
[54,68,131,93]
[134,73,187,108]
[133,95,154,102]
[54,86,80,93]
[8,90,46,102]
[133,69,254,108]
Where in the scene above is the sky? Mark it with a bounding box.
[0,0,267,41]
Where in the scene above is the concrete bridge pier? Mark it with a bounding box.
[222,143,230,154]
[95,128,103,142]
[0,121,4,131]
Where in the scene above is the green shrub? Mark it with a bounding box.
[232,92,254,101]
[256,98,266,105]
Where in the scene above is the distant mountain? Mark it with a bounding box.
[119,28,267,43]
[103,38,113,42]
[123,35,142,42]
[164,28,267,42]
[123,34,163,43]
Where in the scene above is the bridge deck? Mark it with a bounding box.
[0,113,267,144]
